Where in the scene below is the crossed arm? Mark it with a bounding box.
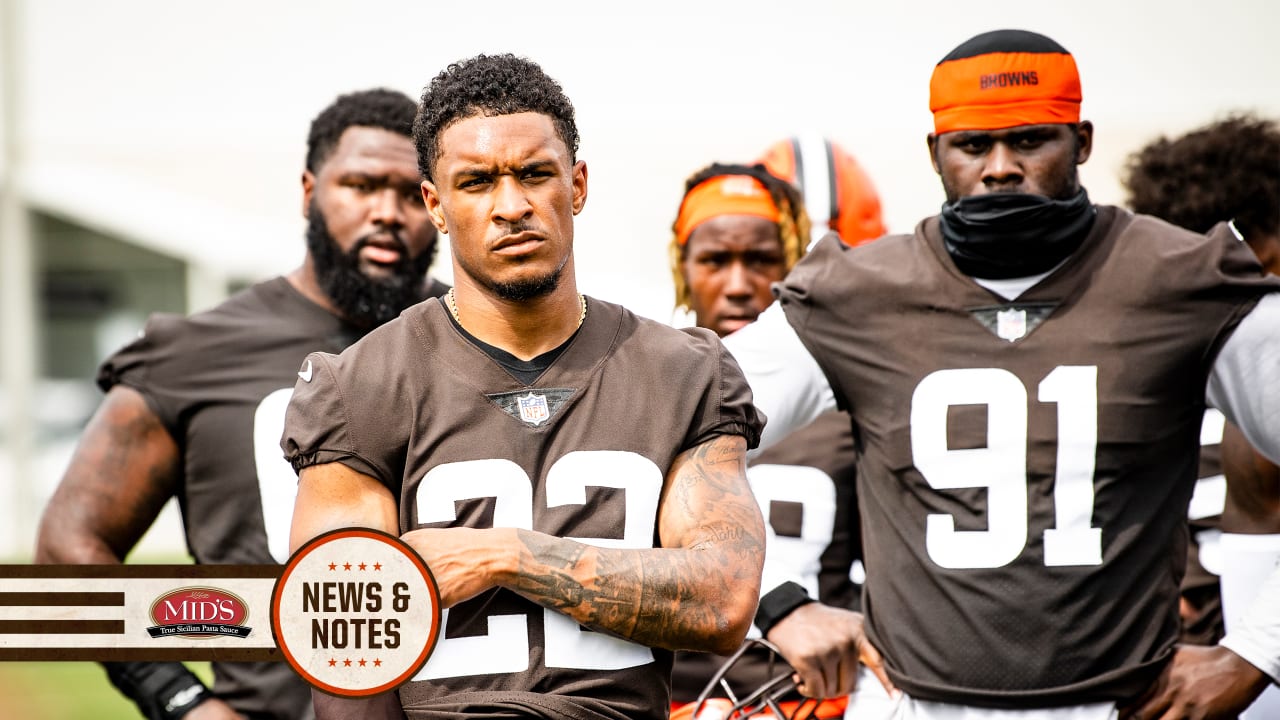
[291,433,764,720]
[289,433,766,655]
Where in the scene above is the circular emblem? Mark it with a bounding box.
[271,528,441,696]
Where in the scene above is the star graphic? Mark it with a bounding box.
[359,562,367,571]
[373,658,382,667]
[358,658,367,667]
[343,659,352,667]
[328,658,337,667]
[343,562,352,571]
[328,562,337,571]
[373,562,382,571]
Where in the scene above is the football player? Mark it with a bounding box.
[667,161,879,719]
[34,88,447,720]
[282,54,767,720]
[1123,113,1280,719]
[724,29,1280,720]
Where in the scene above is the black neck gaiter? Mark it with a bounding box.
[939,190,1096,279]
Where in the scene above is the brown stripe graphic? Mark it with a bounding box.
[0,592,124,606]
[0,566,280,660]
[0,620,124,634]
[1,565,282,579]
[0,648,285,661]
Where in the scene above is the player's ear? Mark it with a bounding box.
[1074,121,1094,165]
[301,170,316,219]
[926,134,942,176]
[422,180,448,234]
[571,161,588,215]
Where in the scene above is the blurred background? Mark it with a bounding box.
[0,3,1276,708]
[3,0,1279,559]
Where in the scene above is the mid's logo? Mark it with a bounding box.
[147,587,252,639]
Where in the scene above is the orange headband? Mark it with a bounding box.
[674,175,781,245]
[930,50,1081,134]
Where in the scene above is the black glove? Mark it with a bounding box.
[103,661,212,720]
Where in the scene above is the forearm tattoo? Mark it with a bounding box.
[511,435,765,651]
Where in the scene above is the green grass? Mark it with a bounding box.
[0,662,143,720]
[0,662,214,720]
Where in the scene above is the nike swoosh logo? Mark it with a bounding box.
[298,359,313,383]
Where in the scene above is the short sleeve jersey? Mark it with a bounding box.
[775,207,1280,707]
[671,411,859,702]
[282,297,763,720]
[99,275,445,718]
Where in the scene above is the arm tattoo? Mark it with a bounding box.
[509,435,765,652]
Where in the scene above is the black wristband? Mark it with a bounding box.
[754,581,815,637]
[103,661,212,720]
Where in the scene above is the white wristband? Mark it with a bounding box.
[1219,533,1280,683]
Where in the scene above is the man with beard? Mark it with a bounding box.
[282,54,766,720]
[723,29,1280,719]
[35,88,444,720]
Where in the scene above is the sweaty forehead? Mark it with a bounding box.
[437,112,569,169]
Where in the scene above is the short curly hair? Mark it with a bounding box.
[305,88,418,173]
[1123,113,1280,239]
[413,54,579,182]
[669,163,811,311]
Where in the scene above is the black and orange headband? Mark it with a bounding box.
[930,29,1081,135]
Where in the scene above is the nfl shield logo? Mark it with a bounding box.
[517,392,550,426]
[996,308,1027,342]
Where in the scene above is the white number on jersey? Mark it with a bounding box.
[254,387,299,564]
[746,463,837,636]
[910,366,1102,569]
[413,451,663,680]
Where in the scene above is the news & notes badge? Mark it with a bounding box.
[271,529,441,696]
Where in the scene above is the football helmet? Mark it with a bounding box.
[756,135,886,248]
[671,638,845,720]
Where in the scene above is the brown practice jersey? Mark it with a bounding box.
[99,275,446,719]
[671,411,860,703]
[282,298,763,720]
[775,207,1280,707]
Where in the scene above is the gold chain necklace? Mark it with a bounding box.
[447,288,587,328]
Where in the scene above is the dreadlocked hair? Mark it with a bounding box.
[1123,113,1280,240]
[669,162,811,311]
